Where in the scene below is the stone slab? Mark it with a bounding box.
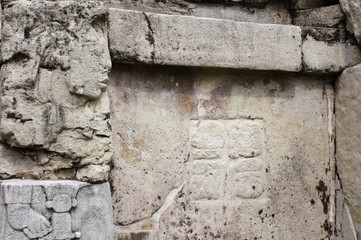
[302,36,361,72]
[294,4,344,28]
[109,64,332,239]
[109,9,302,72]
[336,63,361,236]
[0,180,113,240]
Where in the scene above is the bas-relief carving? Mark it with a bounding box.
[188,119,268,202]
[0,0,112,181]
[0,180,113,240]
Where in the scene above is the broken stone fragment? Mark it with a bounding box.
[340,0,361,45]
[293,4,345,28]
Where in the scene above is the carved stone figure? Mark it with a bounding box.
[0,180,113,240]
[0,0,112,181]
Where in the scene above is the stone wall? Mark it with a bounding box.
[1,0,361,239]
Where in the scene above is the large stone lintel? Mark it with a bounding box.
[109,9,302,72]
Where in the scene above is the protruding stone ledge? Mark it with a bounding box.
[109,9,302,72]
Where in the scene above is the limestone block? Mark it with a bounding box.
[109,65,332,239]
[340,0,361,44]
[0,180,113,240]
[109,9,302,72]
[336,64,361,236]
[0,0,112,181]
[302,36,361,72]
[294,5,345,28]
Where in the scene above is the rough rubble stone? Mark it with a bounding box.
[302,35,361,72]
[286,0,331,10]
[0,180,113,240]
[184,0,268,6]
[109,9,302,72]
[109,65,332,239]
[340,0,361,44]
[0,0,112,181]
[336,63,361,237]
[293,4,345,28]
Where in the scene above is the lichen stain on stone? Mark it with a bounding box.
[140,220,154,230]
[119,131,149,164]
[196,69,234,116]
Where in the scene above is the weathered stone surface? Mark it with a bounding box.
[0,180,113,239]
[0,0,112,181]
[286,0,332,10]
[189,0,292,25]
[110,65,332,239]
[294,5,345,28]
[185,0,268,6]
[336,64,361,236]
[109,9,302,71]
[302,36,361,72]
[340,0,361,44]
[108,0,292,25]
[335,179,358,240]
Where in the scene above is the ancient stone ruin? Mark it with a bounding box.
[0,0,361,239]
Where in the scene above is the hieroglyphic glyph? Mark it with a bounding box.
[188,119,268,202]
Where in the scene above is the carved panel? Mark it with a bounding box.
[188,119,268,202]
[0,180,113,240]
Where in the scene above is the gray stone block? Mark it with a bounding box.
[302,35,361,72]
[294,4,345,28]
[336,64,361,237]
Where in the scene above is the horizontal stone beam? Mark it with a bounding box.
[109,9,302,72]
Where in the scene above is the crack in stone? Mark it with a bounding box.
[143,12,155,63]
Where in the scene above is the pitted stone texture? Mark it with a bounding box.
[0,0,112,181]
[302,36,361,72]
[0,180,113,240]
[286,0,330,10]
[336,64,361,236]
[185,0,268,6]
[109,65,332,239]
[109,65,197,225]
[294,4,345,28]
[109,9,302,72]
[340,0,361,44]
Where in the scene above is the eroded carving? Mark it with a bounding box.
[0,180,113,240]
[0,0,112,181]
[188,119,268,201]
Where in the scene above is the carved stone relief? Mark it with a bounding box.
[0,0,112,181]
[187,119,268,202]
[0,180,113,240]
